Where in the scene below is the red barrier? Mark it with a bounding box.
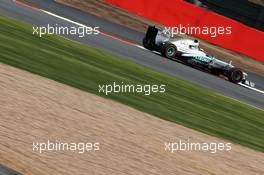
[105,0,264,62]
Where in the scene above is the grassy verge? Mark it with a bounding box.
[0,16,264,152]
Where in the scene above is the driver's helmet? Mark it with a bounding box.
[189,45,198,49]
[161,28,171,37]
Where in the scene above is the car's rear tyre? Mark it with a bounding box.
[227,68,243,83]
[161,43,177,59]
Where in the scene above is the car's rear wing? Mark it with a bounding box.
[143,26,171,50]
[142,26,160,50]
[145,26,159,41]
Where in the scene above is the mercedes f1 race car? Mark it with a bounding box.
[143,26,255,87]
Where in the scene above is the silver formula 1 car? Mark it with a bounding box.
[143,26,255,87]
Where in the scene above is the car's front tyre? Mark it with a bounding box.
[227,68,243,83]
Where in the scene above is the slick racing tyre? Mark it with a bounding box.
[161,42,177,59]
[227,68,243,83]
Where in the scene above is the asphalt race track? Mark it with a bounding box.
[0,0,263,111]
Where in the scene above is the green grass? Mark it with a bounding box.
[0,16,264,152]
